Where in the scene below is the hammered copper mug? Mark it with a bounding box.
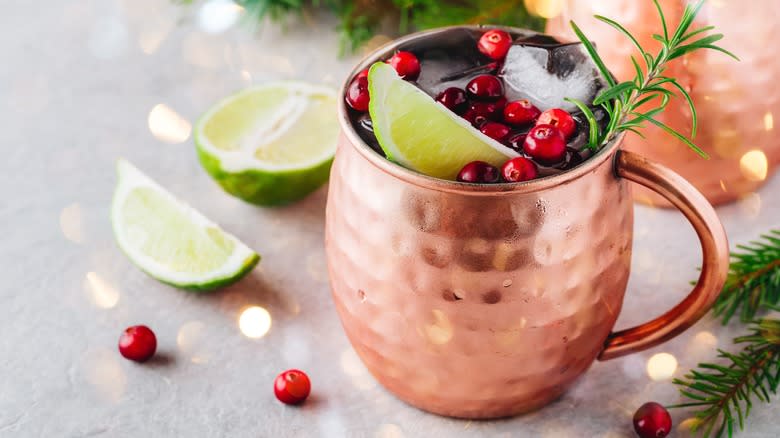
[325,26,730,419]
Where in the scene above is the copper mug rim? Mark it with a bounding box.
[337,24,623,196]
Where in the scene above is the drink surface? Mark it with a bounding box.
[345,27,610,181]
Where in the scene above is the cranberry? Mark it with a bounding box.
[537,108,576,139]
[356,68,369,79]
[524,124,566,164]
[478,29,513,60]
[345,76,370,112]
[633,402,672,438]
[274,369,311,405]
[118,325,157,362]
[466,75,504,101]
[505,132,527,153]
[457,161,500,183]
[504,99,541,125]
[462,97,506,127]
[480,122,511,142]
[501,157,538,182]
[435,87,468,114]
[389,51,421,81]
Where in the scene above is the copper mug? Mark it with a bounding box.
[547,0,780,206]
[325,26,730,419]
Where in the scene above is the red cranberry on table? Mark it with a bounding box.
[435,87,468,114]
[118,325,157,362]
[389,51,421,81]
[633,402,672,438]
[478,29,513,60]
[504,99,541,125]
[480,122,511,142]
[463,97,507,127]
[457,161,500,183]
[345,76,370,112]
[524,124,566,164]
[501,157,538,182]
[274,369,312,405]
[537,108,576,139]
[466,75,504,101]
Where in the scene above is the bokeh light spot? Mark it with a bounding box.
[739,150,768,182]
[647,352,678,381]
[148,104,191,144]
[238,306,272,339]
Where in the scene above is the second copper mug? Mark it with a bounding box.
[325,26,730,419]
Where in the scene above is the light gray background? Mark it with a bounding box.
[1,1,778,436]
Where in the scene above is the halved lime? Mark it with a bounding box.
[195,82,339,206]
[111,159,259,291]
[368,63,518,180]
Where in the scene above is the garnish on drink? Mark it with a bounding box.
[344,0,735,184]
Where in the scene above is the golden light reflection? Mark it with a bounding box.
[647,352,678,381]
[375,423,405,438]
[83,348,126,402]
[60,203,84,244]
[238,306,272,339]
[525,0,564,18]
[177,321,210,363]
[738,192,762,218]
[424,309,453,345]
[694,331,718,348]
[739,150,769,182]
[84,272,120,309]
[677,417,701,434]
[148,104,191,144]
[764,112,774,131]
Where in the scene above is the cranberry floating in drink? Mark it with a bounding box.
[345,27,609,183]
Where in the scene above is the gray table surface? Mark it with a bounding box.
[2,1,779,436]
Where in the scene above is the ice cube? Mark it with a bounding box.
[500,41,608,112]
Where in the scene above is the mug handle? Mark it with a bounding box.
[598,150,730,361]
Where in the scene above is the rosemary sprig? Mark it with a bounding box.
[714,230,780,325]
[671,319,780,438]
[568,0,738,156]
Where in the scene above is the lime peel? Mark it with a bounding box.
[368,62,518,180]
[111,159,259,291]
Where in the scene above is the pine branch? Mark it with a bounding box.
[670,319,780,438]
[181,0,545,53]
[714,230,780,324]
[569,0,737,155]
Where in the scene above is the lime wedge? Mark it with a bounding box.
[195,82,339,206]
[111,159,259,291]
[368,63,518,180]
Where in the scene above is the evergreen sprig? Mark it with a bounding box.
[182,0,545,53]
[670,319,780,438]
[714,230,780,324]
[567,0,738,156]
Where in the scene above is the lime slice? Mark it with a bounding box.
[111,159,259,291]
[195,82,339,206]
[368,63,519,180]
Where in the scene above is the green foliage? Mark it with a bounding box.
[183,0,545,53]
[569,0,737,155]
[671,319,780,438]
[715,230,780,324]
